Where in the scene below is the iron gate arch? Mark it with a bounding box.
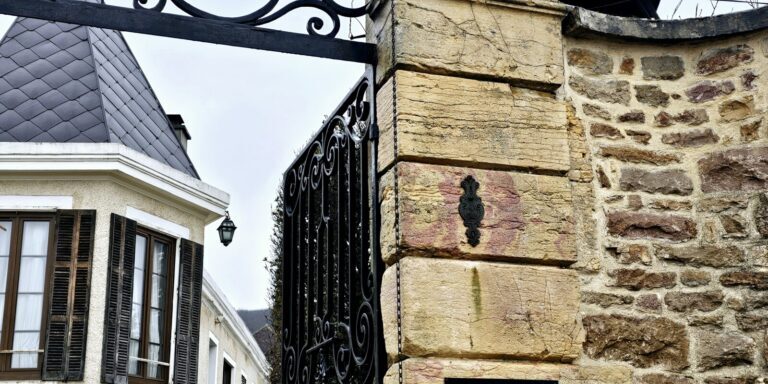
[282,68,384,384]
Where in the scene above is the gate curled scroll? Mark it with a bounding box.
[282,68,384,384]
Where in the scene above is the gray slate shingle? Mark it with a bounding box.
[0,10,198,178]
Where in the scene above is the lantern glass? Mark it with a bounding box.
[217,213,236,246]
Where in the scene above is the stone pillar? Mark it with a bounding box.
[369,0,630,382]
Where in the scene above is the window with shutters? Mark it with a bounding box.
[0,213,54,380]
[128,228,176,384]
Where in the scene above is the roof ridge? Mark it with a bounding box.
[83,24,112,144]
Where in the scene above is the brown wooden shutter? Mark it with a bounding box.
[173,239,204,384]
[101,214,136,384]
[43,210,96,381]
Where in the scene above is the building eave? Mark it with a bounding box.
[0,142,229,223]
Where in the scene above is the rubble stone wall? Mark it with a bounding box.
[565,28,768,383]
[371,0,768,383]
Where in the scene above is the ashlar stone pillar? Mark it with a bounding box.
[369,0,631,382]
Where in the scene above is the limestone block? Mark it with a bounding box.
[381,258,582,361]
[369,0,566,87]
[376,71,570,172]
[383,358,632,384]
[379,162,576,265]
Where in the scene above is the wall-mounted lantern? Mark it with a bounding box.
[218,211,237,247]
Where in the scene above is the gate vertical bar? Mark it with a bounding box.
[281,66,383,384]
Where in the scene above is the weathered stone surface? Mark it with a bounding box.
[381,258,581,360]
[735,312,768,331]
[613,269,676,290]
[637,373,694,384]
[655,111,674,127]
[662,129,719,148]
[740,69,757,89]
[704,377,758,384]
[674,109,709,125]
[720,271,768,290]
[384,358,633,384]
[582,291,633,308]
[607,212,697,241]
[635,85,670,107]
[698,147,768,193]
[600,146,681,165]
[583,314,689,371]
[650,199,692,211]
[370,0,566,86]
[619,56,635,75]
[610,244,651,265]
[636,293,662,313]
[688,314,723,328]
[596,165,611,188]
[742,292,768,310]
[377,71,570,172]
[626,130,651,145]
[569,75,630,104]
[627,195,643,211]
[697,331,755,371]
[379,162,575,264]
[619,169,693,196]
[590,123,623,139]
[656,245,745,268]
[680,270,711,287]
[755,194,768,237]
[719,97,754,122]
[583,103,611,120]
[568,48,612,75]
[695,44,754,75]
[740,119,761,142]
[685,80,735,103]
[641,56,685,80]
[618,110,645,123]
[720,214,747,238]
[698,196,749,213]
[665,291,723,312]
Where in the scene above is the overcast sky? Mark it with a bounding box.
[0,0,760,310]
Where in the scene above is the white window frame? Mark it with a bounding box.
[222,352,237,384]
[208,333,219,384]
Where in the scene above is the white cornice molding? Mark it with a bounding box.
[0,143,229,221]
[203,271,270,379]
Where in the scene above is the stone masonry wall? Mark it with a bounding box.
[565,31,768,383]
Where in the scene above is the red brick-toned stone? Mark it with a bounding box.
[699,147,768,193]
[583,314,689,371]
[613,269,676,290]
[662,129,719,148]
[619,168,693,196]
[601,146,681,165]
[618,110,646,123]
[607,211,697,241]
[626,130,651,145]
[720,271,768,290]
[620,56,635,75]
[695,44,754,75]
[685,80,735,103]
[590,123,623,140]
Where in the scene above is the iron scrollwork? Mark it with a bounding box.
[282,71,383,384]
[134,0,374,38]
[459,176,485,247]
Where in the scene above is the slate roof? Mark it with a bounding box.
[0,8,199,177]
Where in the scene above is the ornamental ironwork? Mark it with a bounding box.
[133,0,375,38]
[459,176,484,247]
[282,69,384,384]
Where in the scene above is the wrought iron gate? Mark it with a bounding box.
[282,68,384,384]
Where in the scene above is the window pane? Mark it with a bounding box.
[0,221,11,255]
[129,339,140,375]
[20,222,49,256]
[11,331,39,368]
[151,275,166,309]
[148,343,160,378]
[12,222,49,368]
[130,235,147,375]
[152,242,168,277]
[18,257,46,293]
[149,308,163,344]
